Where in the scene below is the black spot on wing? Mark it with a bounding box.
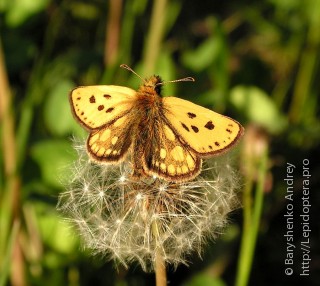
[104,94,111,99]
[226,128,232,134]
[181,122,190,132]
[98,105,104,111]
[89,95,96,103]
[204,121,215,130]
[187,112,196,119]
[191,125,199,133]
[106,107,114,113]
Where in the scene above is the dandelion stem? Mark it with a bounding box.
[155,248,167,286]
[152,220,167,286]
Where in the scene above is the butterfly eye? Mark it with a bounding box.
[154,85,162,95]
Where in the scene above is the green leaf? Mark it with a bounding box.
[37,207,78,256]
[230,85,287,134]
[21,202,79,269]
[184,273,226,286]
[69,2,99,20]
[30,140,77,188]
[182,36,222,72]
[44,80,85,137]
[3,0,49,27]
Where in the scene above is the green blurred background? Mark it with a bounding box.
[0,0,319,285]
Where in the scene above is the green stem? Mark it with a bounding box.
[0,220,20,286]
[0,37,24,286]
[289,8,320,123]
[142,0,168,75]
[235,148,268,286]
[289,47,317,123]
[104,0,123,67]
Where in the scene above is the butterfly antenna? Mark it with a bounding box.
[120,64,145,82]
[156,77,195,86]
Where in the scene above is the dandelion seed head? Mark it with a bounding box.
[57,139,240,271]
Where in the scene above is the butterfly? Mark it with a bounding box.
[69,64,244,182]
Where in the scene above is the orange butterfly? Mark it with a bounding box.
[70,65,244,182]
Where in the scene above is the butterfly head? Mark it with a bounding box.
[143,75,163,96]
[120,64,195,98]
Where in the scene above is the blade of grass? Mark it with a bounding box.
[289,0,320,123]
[0,221,20,286]
[104,0,123,67]
[235,146,268,286]
[142,0,168,75]
[0,38,24,286]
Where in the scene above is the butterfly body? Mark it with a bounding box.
[70,75,244,182]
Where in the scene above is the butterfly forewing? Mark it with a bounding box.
[70,85,136,129]
[163,97,244,156]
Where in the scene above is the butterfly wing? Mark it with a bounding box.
[70,85,136,130]
[141,122,202,182]
[87,113,135,163]
[163,97,244,156]
[70,85,137,163]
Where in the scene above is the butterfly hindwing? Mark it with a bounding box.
[87,113,134,163]
[163,97,244,156]
[70,85,136,129]
[142,122,202,181]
